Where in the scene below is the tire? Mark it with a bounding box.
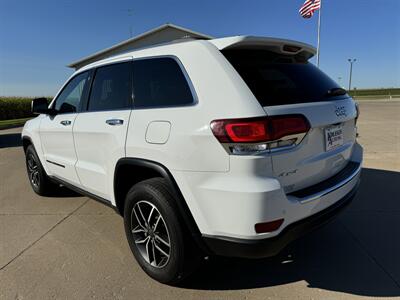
[25,145,54,196]
[123,177,201,284]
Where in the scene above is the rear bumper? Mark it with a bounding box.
[203,182,359,258]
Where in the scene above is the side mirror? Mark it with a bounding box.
[31,98,56,115]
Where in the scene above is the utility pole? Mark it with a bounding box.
[348,59,356,91]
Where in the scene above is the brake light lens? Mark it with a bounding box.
[282,44,302,53]
[211,115,310,144]
[270,116,310,140]
[224,120,271,143]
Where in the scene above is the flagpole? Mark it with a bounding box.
[316,0,322,67]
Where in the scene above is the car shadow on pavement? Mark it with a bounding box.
[183,168,400,298]
[45,185,82,198]
[0,133,22,148]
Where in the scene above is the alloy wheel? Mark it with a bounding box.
[131,201,171,268]
[27,153,40,188]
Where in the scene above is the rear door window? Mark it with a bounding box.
[88,62,133,112]
[132,57,194,108]
[222,49,348,106]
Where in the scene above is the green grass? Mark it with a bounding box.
[348,88,400,97]
[0,96,52,121]
[0,117,32,130]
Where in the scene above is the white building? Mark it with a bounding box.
[68,23,212,70]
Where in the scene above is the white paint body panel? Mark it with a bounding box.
[173,143,362,239]
[22,35,363,243]
[73,110,132,201]
[39,113,81,186]
[21,116,50,174]
[265,99,358,193]
[145,121,171,144]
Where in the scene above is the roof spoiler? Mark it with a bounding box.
[210,36,316,60]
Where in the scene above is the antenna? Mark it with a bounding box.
[122,8,134,38]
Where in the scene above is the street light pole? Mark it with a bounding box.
[348,59,356,91]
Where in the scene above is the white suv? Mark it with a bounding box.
[22,36,362,284]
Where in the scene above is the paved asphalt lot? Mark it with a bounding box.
[1,101,399,300]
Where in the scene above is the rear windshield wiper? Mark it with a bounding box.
[326,87,347,97]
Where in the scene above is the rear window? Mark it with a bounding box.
[223,49,348,106]
[132,57,194,109]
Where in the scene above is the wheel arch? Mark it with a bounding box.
[22,135,33,153]
[113,158,209,253]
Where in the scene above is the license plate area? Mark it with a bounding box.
[325,124,344,151]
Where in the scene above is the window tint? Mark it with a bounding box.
[133,58,194,108]
[223,49,348,106]
[54,71,89,113]
[88,62,132,112]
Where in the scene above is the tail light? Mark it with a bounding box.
[211,115,310,155]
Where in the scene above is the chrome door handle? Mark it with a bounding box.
[60,120,71,126]
[106,119,124,126]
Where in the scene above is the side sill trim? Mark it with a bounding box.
[46,160,65,168]
[49,176,118,213]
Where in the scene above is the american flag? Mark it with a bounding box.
[299,0,321,18]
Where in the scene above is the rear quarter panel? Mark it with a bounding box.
[125,40,267,172]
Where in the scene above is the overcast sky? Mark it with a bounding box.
[1,0,399,96]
